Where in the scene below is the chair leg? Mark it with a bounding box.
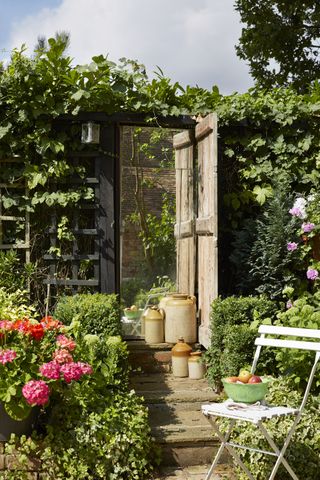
[204,419,235,480]
[258,422,299,480]
[206,417,255,480]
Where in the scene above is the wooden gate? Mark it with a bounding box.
[174,113,218,348]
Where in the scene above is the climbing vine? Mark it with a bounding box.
[1,37,320,299]
[1,38,320,213]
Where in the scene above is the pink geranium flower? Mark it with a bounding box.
[76,362,93,375]
[39,361,61,380]
[53,348,73,364]
[56,334,76,351]
[60,362,84,383]
[22,380,50,406]
[0,349,17,364]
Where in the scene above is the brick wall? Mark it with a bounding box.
[120,126,176,280]
[0,442,40,479]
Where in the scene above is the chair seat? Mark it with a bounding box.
[202,401,299,424]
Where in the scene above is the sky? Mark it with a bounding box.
[0,0,254,95]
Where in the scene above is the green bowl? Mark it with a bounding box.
[222,377,271,403]
[123,309,143,320]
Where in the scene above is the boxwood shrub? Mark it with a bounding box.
[205,295,278,391]
[54,293,121,337]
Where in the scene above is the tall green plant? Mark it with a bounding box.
[231,180,303,299]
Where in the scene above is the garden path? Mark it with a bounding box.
[127,341,236,479]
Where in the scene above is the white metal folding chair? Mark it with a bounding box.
[202,325,320,480]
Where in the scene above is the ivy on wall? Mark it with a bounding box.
[1,38,320,212]
[1,37,320,300]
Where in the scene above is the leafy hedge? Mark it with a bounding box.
[205,295,277,391]
[54,293,121,337]
[2,39,320,298]
[1,39,320,219]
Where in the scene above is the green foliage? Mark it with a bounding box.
[275,291,320,393]
[120,277,149,308]
[0,288,36,321]
[54,293,121,337]
[235,1,320,91]
[205,295,277,391]
[2,39,320,301]
[138,193,176,276]
[229,378,320,480]
[4,334,155,480]
[133,275,176,308]
[0,251,38,293]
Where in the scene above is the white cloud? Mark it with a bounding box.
[8,0,253,94]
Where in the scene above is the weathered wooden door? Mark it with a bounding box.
[173,129,196,296]
[174,113,218,348]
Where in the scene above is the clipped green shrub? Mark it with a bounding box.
[54,293,121,337]
[205,295,277,391]
[230,378,320,480]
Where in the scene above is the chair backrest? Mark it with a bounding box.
[252,325,320,411]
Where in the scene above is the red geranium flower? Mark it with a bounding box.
[29,324,45,341]
[41,316,62,330]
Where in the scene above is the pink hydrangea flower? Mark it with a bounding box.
[53,348,73,364]
[22,380,50,406]
[0,349,17,364]
[287,242,298,251]
[56,334,76,351]
[306,269,318,281]
[60,362,84,383]
[39,361,61,380]
[302,222,315,233]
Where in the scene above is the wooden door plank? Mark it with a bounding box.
[195,113,218,348]
[174,129,196,296]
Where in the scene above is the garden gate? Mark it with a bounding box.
[174,113,218,348]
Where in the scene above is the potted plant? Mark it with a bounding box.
[0,314,92,440]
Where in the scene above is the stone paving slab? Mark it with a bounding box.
[152,464,237,479]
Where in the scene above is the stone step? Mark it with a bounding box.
[127,341,174,351]
[128,342,173,373]
[128,355,227,468]
[131,373,219,403]
[147,403,212,428]
[153,464,236,479]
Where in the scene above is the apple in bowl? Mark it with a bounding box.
[222,374,271,403]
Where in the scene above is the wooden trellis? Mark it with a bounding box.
[0,157,30,264]
[43,152,102,293]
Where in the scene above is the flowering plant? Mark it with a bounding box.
[0,314,92,420]
[287,193,320,284]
